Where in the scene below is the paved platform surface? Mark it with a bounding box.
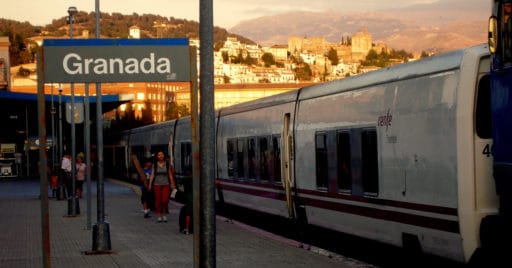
[0,178,369,267]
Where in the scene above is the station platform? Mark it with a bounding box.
[0,178,361,267]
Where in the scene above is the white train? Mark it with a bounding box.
[107,43,497,263]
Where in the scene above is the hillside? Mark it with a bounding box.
[0,12,255,65]
[229,2,488,54]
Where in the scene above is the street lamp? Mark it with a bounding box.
[68,7,78,28]
[67,6,79,217]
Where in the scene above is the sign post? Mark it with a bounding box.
[39,38,191,254]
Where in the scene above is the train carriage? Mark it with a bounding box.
[111,43,499,263]
[213,44,496,262]
[291,44,494,261]
[216,90,299,218]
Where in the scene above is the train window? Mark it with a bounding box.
[180,142,192,176]
[237,138,245,178]
[337,131,352,192]
[361,129,379,195]
[315,132,328,189]
[272,135,281,182]
[247,138,256,180]
[476,75,492,139]
[227,139,235,177]
[259,137,270,181]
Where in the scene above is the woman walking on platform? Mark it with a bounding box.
[75,153,87,198]
[148,151,176,223]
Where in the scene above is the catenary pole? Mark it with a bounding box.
[37,46,51,268]
[67,7,78,217]
[199,0,216,266]
[91,0,112,252]
[85,83,91,230]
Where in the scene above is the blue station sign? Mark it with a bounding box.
[43,38,190,83]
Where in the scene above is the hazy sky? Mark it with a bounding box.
[1,0,463,29]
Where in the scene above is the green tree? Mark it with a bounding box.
[261,52,276,67]
[177,104,190,117]
[389,49,412,62]
[166,102,190,120]
[223,75,231,84]
[17,66,30,77]
[289,55,303,64]
[361,49,393,67]
[214,42,224,51]
[294,63,312,81]
[327,47,339,66]
[222,51,229,63]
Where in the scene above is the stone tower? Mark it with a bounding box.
[351,26,372,61]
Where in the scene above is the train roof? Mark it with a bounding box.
[298,43,489,101]
[129,120,176,134]
[218,89,299,116]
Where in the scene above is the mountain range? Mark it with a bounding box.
[228,0,489,54]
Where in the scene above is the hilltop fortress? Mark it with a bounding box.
[288,26,386,63]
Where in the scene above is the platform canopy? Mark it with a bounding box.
[0,90,131,144]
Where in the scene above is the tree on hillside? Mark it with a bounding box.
[327,47,339,66]
[261,52,276,67]
[294,63,312,81]
[222,51,229,63]
[2,13,257,66]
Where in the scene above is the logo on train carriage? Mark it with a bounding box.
[377,109,392,132]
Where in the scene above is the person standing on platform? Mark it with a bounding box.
[148,151,176,223]
[75,152,86,198]
[141,160,153,218]
[60,153,72,198]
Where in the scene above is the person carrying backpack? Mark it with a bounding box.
[148,151,176,223]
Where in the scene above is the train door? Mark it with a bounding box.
[474,71,498,212]
[281,113,294,218]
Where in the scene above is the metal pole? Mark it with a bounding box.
[85,83,92,229]
[25,105,29,177]
[68,10,78,216]
[199,0,216,266]
[190,46,200,267]
[92,0,111,252]
[37,46,51,268]
[58,85,63,163]
[51,85,55,170]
